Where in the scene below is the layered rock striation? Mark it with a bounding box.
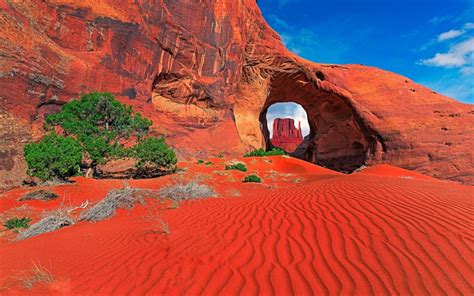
[1,0,473,188]
[271,118,303,153]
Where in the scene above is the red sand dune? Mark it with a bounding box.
[0,156,472,295]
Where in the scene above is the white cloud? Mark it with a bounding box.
[419,23,474,51]
[438,29,465,41]
[464,23,474,30]
[436,23,474,42]
[429,15,453,24]
[266,103,310,138]
[420,37,474,70]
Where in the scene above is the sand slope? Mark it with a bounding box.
[0,157,472,295]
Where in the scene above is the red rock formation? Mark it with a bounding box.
[271,118,303,152]
[0,0,473,189]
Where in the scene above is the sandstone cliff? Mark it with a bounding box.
[1,0,473,188]
[271,118,303,153]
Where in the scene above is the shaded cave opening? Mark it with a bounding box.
[258,72,373,173]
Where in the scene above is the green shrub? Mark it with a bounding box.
[25,92,178,181]
[205,161,213,166]
[45,92,152,165]
[4,217,32,230]
[197,159,205,164]
[134,137,177,170]
[244,148,286,157]
[243,174,262,183]
[24,133,82,181]
[225,163,247,172]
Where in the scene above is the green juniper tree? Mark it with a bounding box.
[24,92,177,181]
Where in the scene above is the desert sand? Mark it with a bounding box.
[0,156,472,295]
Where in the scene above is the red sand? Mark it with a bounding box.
[0,157,472,295]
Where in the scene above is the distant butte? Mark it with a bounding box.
[271,118,303,153]
[0,0,473,189]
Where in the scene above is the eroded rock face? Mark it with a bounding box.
[271,118,303,153]
[1,0,473,187]
[0,111,31,192]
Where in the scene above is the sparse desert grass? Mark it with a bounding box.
[142,200,170,235]
[191,173,213,182]
[227,188,241,196]
[264,183,278,190]
[213,170,229,176]
[79,185,149,222]
[266,170,279,181]
[18,262,54,290]
[266,170,296,182]
[17,209,74,240]
[19,190,58,202]
[1,262,55,291]
[168,199,179,209]
[158,180,217,201]
[213,170,236,181]
[226,174,237,182]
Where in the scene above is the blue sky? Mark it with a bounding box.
[262,0,473,136]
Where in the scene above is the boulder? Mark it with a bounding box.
[95,159,137,179]
[95,158,173,179]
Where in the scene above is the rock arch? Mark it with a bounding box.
[235,62,382,172]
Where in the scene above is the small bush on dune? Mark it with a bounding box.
[24,133,82,181]
[19,190,58,202]
[243,148,286,157]
[133,137,177,170]
[158,181,216,201]
[0,205,32,227]
[197,159,205,164]
[4,217,32,231]
[243,175,262,183]
[225,162,247,172]
[17,210,73,240]
[205,161,213,166]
